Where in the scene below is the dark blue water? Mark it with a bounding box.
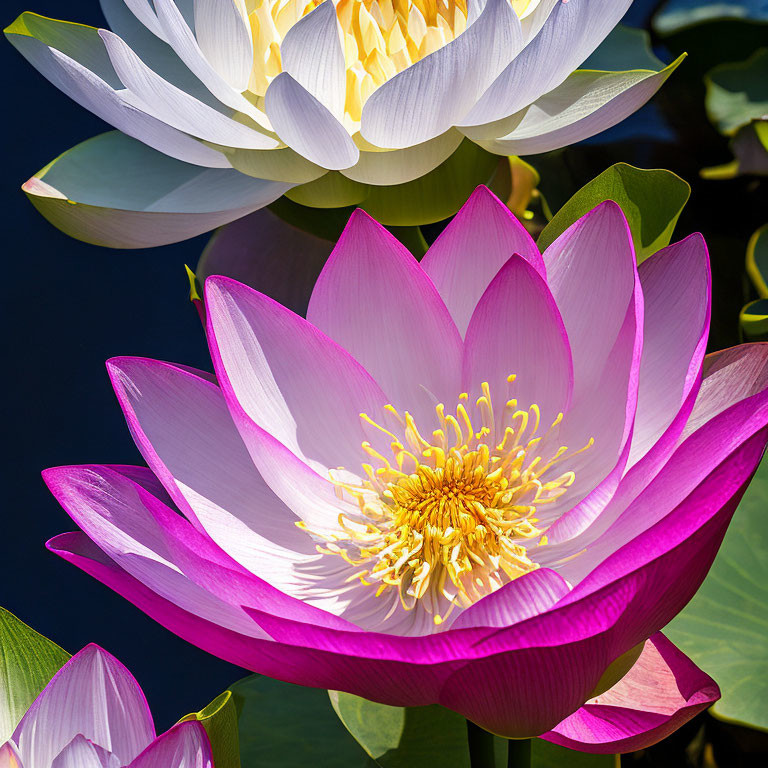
[2,0,241,729]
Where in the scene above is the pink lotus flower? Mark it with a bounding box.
[0,645,212,768]
[44,187,768,749]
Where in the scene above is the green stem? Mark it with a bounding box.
[507,739,532,768]
[466,720,496,768]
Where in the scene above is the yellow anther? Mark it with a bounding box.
[301,372,589,624]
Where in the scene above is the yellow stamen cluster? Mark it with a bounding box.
[302,377,593,625]
[244,0,539,126]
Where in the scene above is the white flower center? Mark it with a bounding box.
[243,0,540,124]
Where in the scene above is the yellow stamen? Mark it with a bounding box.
[301,376,592,623]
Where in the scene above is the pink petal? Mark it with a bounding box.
[204,275,388,473]
[629,235,711,466]
[463,254,573,428]
[544,633,719,753]
[129,722,212,768]
[43,464,351,632]
[557,365,768,584]
[540,203,643,542]
[683,343,768,439]
[306,209,463,424]
[450,568,570,629]
[13,646,154,768]
[544,202,637,401]
[106,357,315,570]
[420,186,543,337]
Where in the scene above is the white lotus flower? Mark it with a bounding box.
[7,0,680,246]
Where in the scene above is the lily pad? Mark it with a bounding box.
[228,676,373,768]
[705,48,768,135]
[537,163,690,263]
[0,607,70,741]
[664,454,768,731]
[583,24,665,72]
[329,691,613,768]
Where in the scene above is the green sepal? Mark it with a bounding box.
[284,140,500,226]
[537,163,690,263]
[179,691,241,768]
[0,606,70,741]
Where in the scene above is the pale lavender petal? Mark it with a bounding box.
[420,185,543,338]
[204,276,388,473]
[51,736,112,768]
[307,210,463,424]
[13,646,154,768]
[450,569,570,629]
[128,722,212,768]
[543,633,719,754]
[106,357,315,570]
[463,254,573,428]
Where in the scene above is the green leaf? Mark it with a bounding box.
[229,676,374,767]
[0,607,70,741]
[653,0,768,35]
[180,691,241,768]
[329,691,472,768]
[537,163,690,263]
[664,453,768,731]
[705,48,768,135]
[285,140,500,226]
[329,691,612,768]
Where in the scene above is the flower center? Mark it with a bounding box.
[244,0,540,126]
[302,377,592,625]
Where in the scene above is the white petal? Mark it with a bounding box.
[152,0,271,128]
[265,73,359,169]
[6,19,227,167]
[460,0,633,130]
[360,0,523,148]
[341,130,463,185]
[100,29,277,149]
[194,0,253,91]
[280,1,346,119]
[100,0,222,105]
[470,63,682,156]
[121,0,168,41]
